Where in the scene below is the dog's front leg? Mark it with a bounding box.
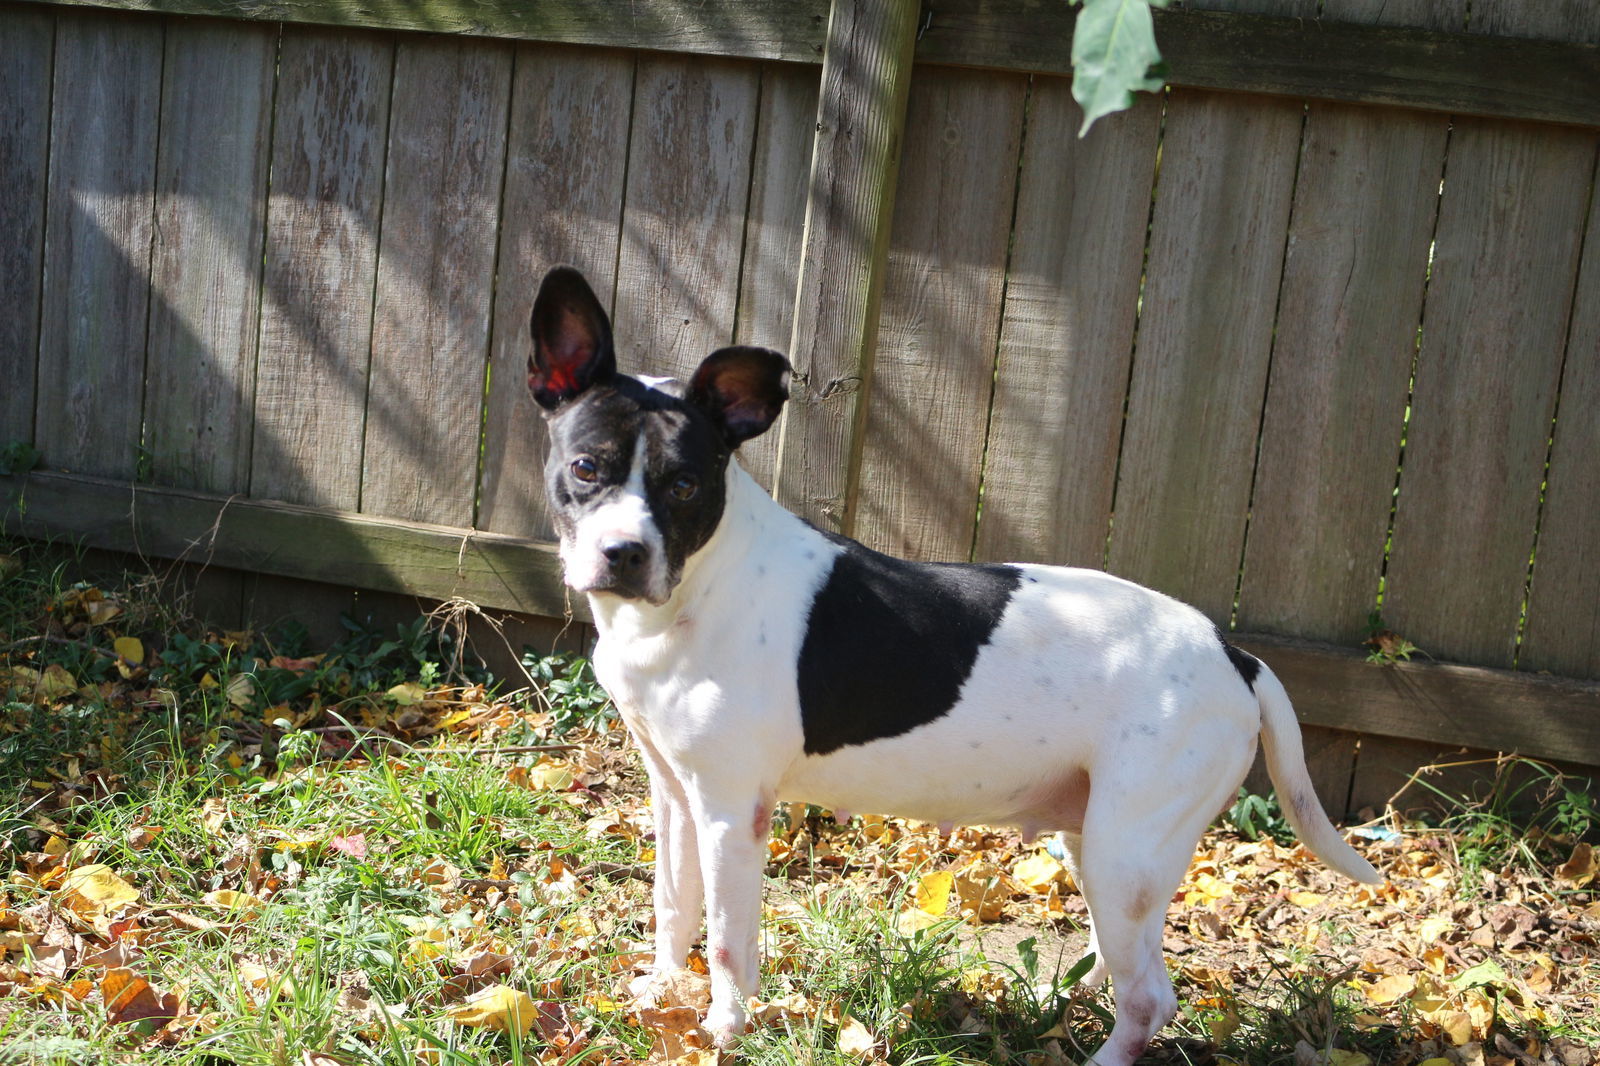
[688,784,771,1047]
[634,733,703,971]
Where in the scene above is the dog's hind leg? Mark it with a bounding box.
[1051,832,1107,989]
[635,734,704,971]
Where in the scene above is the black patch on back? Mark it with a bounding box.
[798,534,1022,756]
[1218,629,1260,690]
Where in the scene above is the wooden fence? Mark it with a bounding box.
[2,0,1598,812]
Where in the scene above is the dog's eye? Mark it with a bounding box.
[670,474,698,501]
[570,457,599,483]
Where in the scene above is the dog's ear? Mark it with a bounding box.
[688,346,791,447]
[528,266,616,410]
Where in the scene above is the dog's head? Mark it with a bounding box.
[528,266,791,605]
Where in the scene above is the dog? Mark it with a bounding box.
[525,265,1381,1066]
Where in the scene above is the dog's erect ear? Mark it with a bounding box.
[688,346,791,447]
[528,266,616,410]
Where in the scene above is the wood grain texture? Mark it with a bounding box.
[1236,113,1447,643]
[477,43,633,539]
[1,470,578,620]
[143,18,276,494]
[770,0,918,531]
[609,54,759,382]
[1383,120,1596,667]
[973,85,1160,568]
[34,10,162,479]
[1105,89,1302,620]
[0,4,53,446]
[360,37,511,527]
[1232,632,1600,767]
[730,62,820,492]
[15,0,1600,128]
[249,25,392,509]
[20,0,832,61]
[852,67,1027,560]
[1519,171,1600,681]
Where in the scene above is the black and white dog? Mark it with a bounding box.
[526,266,1379,1066]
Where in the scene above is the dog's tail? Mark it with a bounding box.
[1254,659,1382,884]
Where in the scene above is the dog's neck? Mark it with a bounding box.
[585,458,803,643]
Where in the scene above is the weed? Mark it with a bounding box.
[1223,789,1295,846]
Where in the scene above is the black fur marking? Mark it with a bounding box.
[798,534,1022,756]
[1219,630,1261,691]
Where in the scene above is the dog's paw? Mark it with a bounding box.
[705,1004,749,1049]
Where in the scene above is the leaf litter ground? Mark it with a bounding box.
[0,546,1596,1066]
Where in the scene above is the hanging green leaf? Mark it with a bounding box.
[1071,0,1168,135]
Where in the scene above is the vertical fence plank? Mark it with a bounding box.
[730,62,821,492]
[1382,0,1597,667]
[360,38,512,527]
[35,11,162,480]
[478,44,633,540]
[851,68,1026,560]
[143,19,276,495]
[1104,89,1302,620]
[973,85,1160,567]
[1519,174,1600,680]
[770,0,918,532]
[0,4,53,447]
[1236,0,1460,644]
[610,55,759,381]
[249,26,393,509]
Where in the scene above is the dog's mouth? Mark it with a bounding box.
[567,573,673,608]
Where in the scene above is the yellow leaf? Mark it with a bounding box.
[37,664,78,701]
[1286,890,1325,907]
[113,637,145,678]
[524,759,576,791]
[448,984,537,1036]
[1328,1050,1370,1066]
[225,673,255,709]
[952,861,1010,923]
[203,889,266,919]
[1417,1058,1453,1066]
[895,908,944,935]
[1431,1009,1473,1045]
[1416,915,1453,947]
[386,681,426,706]
[57,865,140,933]
[837,1015,879,1058]
[42,835,69,858]
[1014,851,1068,893]
[1362,973,1416,1005]
[914,870,953,916]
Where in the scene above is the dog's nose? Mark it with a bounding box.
[600,538,648,577]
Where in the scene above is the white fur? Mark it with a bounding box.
[578,459,1379,1065]
[559,435,672,603]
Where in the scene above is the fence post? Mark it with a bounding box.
[771,0,918,534]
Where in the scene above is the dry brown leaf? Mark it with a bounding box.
[56,865,140,936]
[101,967,179,1027]
[1554,842,1596,887]
[837,1014,880,1058]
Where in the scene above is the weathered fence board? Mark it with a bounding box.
[249,26,392,509]
[1382,119,1596,667]
[477,44,634,540]
[0,5,52,442]
[854,66,1027,561]
[974,87,1160,569]
[1105,89,1302,621]
[731,62,823,493]
[1519,174,1600,679]
[770,0,918,533]
[360,38,511,527]
[143,19,276,495]
[34,11,163,480]
[610,55,759,382]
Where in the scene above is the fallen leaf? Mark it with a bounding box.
[1362,973,1416,1005]
[57,865,140,935]
[1014,851,1069,893]
[1554,842,1596,887]
[113,636,145,678]
[124,826,163,850]
[913,870,954,916]
[837,1014,880,1058]
[447,984,537,1036]
[101,967,179,1027]
[386,681,426,706]
[203,890,266,919]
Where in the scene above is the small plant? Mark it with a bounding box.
[520,648,612,736]
[0,440,40,476]
[1225,788,1295,845]
[1364,611,1420,664]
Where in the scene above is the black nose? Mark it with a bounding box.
[600,538,648,577]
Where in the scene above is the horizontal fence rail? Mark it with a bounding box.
[2,0,1599,810]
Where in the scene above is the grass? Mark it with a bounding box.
[2,540,1596,1066]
